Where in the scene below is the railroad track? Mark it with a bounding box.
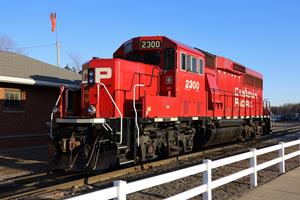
[2,125,300,200]
[0,171,89,200]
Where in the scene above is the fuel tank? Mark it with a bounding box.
[203,120,244,147]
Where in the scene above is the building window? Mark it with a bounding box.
[4,89,25,111]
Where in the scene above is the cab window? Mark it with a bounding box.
[125,52,160,65]
[164,48,175,70]
[126,53,142,62]
[199,59,204,74]
[181,52,204,75]
[181,53,186,70]
[192,57,197,72]
[144,52,160,65]
[186,55,191,71]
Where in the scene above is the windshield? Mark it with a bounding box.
[125,52,160,65]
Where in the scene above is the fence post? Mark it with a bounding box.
[278,142,285,174]
[250,148,257,187]
[113,180,127,200]
[203,159,212,200]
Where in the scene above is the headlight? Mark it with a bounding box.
[88,105,96,115]
[88,69,95,85]
[88,69,94,76]
[88,77,94,83]
[52,106,59,113]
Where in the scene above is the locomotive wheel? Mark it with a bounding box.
[239,130,247,142]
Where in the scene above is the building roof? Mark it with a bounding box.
[0,51,81,88]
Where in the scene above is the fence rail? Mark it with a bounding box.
[68,138,300,200]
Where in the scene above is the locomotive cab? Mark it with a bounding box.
[114,36,177,97]
[114,36,207,117]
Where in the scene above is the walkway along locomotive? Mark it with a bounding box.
[49,36,272,171]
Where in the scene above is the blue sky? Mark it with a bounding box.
[1,0,299,105]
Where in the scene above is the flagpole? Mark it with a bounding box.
[55,13,60,68]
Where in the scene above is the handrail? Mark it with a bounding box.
[133,84,145,146]
[49,85,65,139]
[114,66,159,93]
[80,84,85,115]
[98,83,123,144]
[64,88,69,116]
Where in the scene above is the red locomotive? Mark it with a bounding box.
[49,36,271,171]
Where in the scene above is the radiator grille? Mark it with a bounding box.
[197,101,201,113]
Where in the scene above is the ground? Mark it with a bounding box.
[0,122,299,199]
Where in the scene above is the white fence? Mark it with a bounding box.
[68,138,300,200]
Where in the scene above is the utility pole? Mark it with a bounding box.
[56,40,60,67]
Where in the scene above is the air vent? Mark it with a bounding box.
[233,63,246,73]
[194,48,216,69]
[197,101,201,113]
[183,101,189,114]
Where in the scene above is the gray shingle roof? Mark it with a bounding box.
[0,50,81,87]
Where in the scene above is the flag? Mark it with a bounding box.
[50,12,56,32]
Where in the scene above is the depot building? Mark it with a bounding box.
[0,51,81,148]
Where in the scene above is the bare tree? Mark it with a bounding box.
[68,52,82,72]
[0,35,24,54]
[271,102,300,121]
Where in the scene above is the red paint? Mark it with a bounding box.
[61,36,267,119]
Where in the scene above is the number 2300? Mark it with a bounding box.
[141,40,161,49]
[185,80,200,90]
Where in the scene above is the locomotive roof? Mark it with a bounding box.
[0,50,81,88]
[219,56,263,79]
[167,37,205,55]
[245,67,263,79]
[119,36,262,78]
[165,36,263,78]
[114,36,204,57]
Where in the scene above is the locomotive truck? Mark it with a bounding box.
[49,36,271,171]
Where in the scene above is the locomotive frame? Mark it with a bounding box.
[49,36,271,172]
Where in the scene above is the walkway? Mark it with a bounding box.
[239,166,300,200]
